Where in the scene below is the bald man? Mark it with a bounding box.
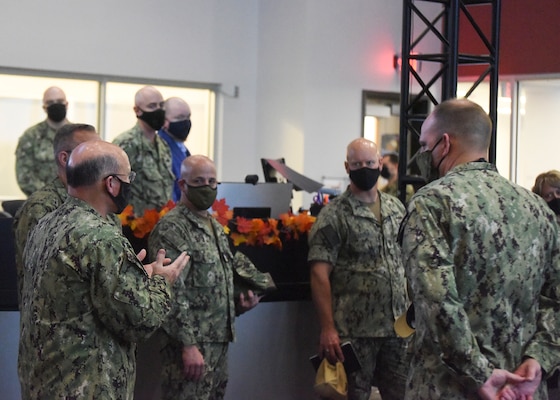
[13,123,100,307]
[308,138,410,400]
[401,98,560,399]
[158,97,193,201]
[18,140,188,400]
[113,85,174,214]
[15,86,71,195]
[148,155,262,400]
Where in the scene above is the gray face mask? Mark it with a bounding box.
[415,136,444,183]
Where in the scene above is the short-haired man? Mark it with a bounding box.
[148,155,261,400]
[379,151,414,203]
[15,86,71,195]
[308,138,410,400]
[400,98,560,399]
[13,123,100,307]
[113,85,174,214]
[158,97,192,202]
[18,140,188,399]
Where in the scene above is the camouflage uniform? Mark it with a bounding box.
[148,203,237,400]
[15,120,60,196]
[113,123,174,214]
[18,196,172,400]
[13,177,67,307]
[380,181,415,203]
[400,162,560,400]
[307,189,410,400]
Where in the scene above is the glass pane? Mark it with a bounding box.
[0,75,98,200]
[104,83,213,157]
[457,81,512,180]
[517,79,560,190]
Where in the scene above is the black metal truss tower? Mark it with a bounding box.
[397,0,501,202]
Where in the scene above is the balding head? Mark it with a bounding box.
[134,86,164,111]
[163,97,192,141]
[346,138,379,162]
[180,155,215,181]
[164,97,191,122]
[179,155,218,211]
[43,86,67,105]
[42,86,68,124]
[66,141,129,188]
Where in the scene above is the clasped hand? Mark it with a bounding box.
[478,359,542,400]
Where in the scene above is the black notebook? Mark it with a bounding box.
[309,341,362,373]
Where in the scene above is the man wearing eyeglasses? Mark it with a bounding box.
[13,123,100,308]
[18,140,189,400]
[113,85,175,215]
[15,86,71,196]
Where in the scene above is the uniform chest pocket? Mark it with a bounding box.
[189,251,221,288]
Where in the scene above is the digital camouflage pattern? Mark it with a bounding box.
[308,188,410,400]
[160,341,229,400]
[232,251,276,299]
[148,203,236,399]
[400,162,560,400]
[18,196,172,400]
[307,189,409,338]
[380,181,415,204]
[113,123,174,214]
[13,177,67,307]
[15,120,59,195]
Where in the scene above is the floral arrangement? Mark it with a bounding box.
[118,200,176,238]
[211,198,316,249]
[119,198,316,249]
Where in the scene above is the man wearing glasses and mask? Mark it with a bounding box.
[15,86,71,196]
[113,85,174,214]
[18,140,188,399]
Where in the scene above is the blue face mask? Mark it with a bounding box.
[167,119,192,141]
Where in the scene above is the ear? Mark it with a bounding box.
[344,161,350,174]
[57,151,70,167]
[442,133,452,155]
[104,175,119,196]
[177,178,187,191]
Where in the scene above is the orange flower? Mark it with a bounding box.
[212,198,234,227]
[210,198,315,249]
[119,201,177,239]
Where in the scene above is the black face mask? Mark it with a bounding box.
[110,177,132,214]
[349,167,380,191]
[548,198,560,215]
[138,108,165,131]
[167,119,192,141]
[46,103,67,123]
[380,165,391,180]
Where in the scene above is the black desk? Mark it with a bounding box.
[0,218,18,311]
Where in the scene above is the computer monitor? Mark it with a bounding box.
[261,158,286,183]
[216,182,293,219]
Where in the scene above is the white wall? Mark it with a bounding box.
[0,1,408,399]
[256,0,403,207]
